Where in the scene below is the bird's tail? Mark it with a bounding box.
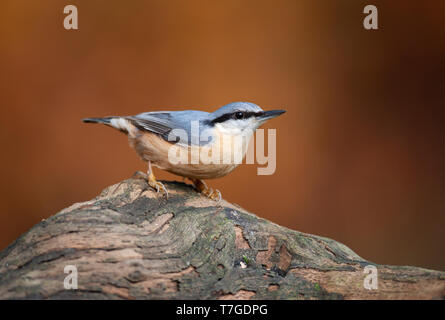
[82,116,130,133]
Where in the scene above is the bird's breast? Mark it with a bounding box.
[127,126,252,179]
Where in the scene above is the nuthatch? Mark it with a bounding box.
[83,102,285,200]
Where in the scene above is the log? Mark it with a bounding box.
[0,175,444,300]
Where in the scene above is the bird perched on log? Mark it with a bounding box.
[83,102,285,200]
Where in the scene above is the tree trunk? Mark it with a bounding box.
[0,176,444,299]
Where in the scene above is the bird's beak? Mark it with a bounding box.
[258,109,286,120]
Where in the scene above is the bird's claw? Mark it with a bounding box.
[201,187,222,202]
[148,179,169,199]
[190,178,222,202]
[210,189,222,202]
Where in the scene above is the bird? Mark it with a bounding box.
[83,102,285,200]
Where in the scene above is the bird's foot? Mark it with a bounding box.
[202,188,222,202]
[147,171,169,198]
[191,178,222,202]
[148,178,169,198]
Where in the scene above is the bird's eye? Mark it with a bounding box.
[234,112,244,120]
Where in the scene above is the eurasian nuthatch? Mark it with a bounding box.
[83,102,285,200]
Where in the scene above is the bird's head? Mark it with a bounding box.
[208,102,286,135]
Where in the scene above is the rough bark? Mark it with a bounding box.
[0,176,444,300]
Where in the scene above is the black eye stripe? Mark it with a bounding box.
[210,111,264,124]
[234,112,244,119]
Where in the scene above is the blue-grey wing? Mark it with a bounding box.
[126,110,210,145]
[126,112,174,137]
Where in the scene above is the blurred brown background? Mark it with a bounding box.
[1,0,444,270]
